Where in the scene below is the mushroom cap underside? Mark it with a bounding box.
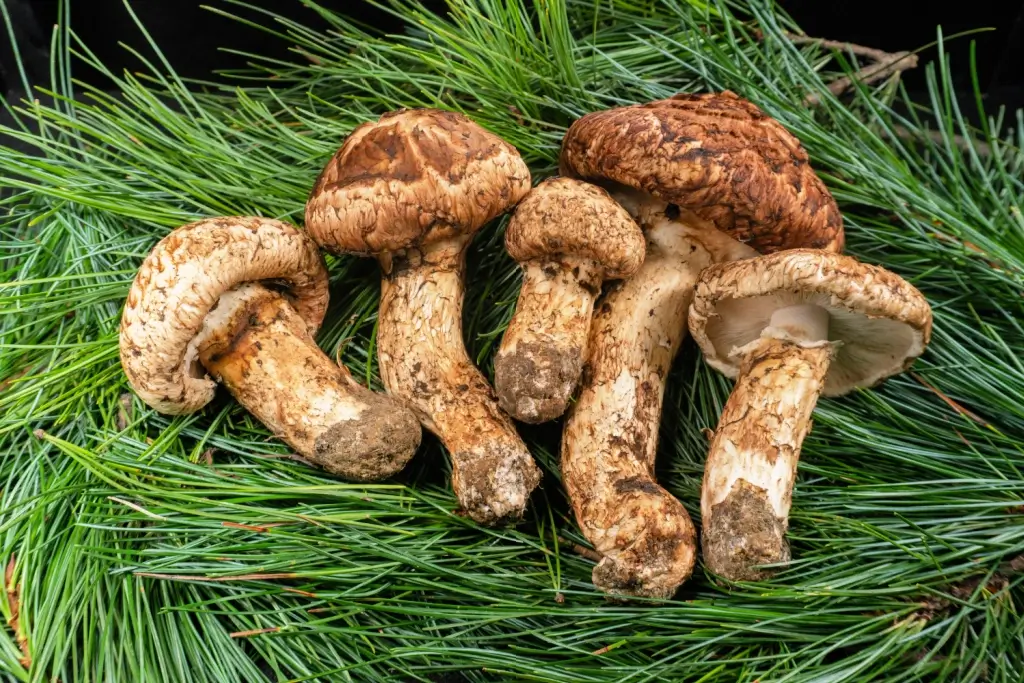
[689,249,933,396]
[119,216,329,415]
[306,108,532,256]
[559,90,844,254]
[505,177,645,279]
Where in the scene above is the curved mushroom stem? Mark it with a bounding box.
[195,283,422,481]
[494,257,601,423]
[377,237,542,525]
[562,213,751,599]
[701,304,835,581]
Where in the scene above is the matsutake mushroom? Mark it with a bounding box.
[495,177,645,423]
[689,249,932,581]
[305,108,542,525]
[557,91,844,599]
[119,217,422,481]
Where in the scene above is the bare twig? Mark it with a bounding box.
[230,627,280,638]
[783,32,906,63]
[556,536,602,563]
[911,373,990,426]
[807,51,918,104]
[766,31,920,106]
[785,36,994,158]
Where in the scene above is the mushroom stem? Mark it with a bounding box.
[377,237,542,525]
[195,283,422,481]
[562,218,717,599]
[701,326,835,581]
[494,258,601,423]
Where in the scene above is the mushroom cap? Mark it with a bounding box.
[504,177,645,280]
[306,108,532,256]
[120,217,329,415]
[689,249,932,397]
[559,91,844,254]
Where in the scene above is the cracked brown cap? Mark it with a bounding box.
[306,108,532,256]
[119,217,329,414]
[689,249,933,396]
[505,177,644,279]
[559,91,844,254]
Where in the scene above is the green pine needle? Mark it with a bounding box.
[1,0,1022,681]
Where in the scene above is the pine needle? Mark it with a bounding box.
[1,0,1022,681]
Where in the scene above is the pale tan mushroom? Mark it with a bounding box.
[557,91,845,599]
[305,108,542,525]
[689,249,932,581]
[495,177,645,424]
[119,217,422,481]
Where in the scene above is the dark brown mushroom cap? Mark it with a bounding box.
[689,249,933,396]
[306,108,532,256]
[504,177,645,280]
[559,91,844,254]
[120,217,329,415]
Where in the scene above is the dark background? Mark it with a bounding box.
[2,0,1023,114]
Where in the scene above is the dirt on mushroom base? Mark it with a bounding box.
[494,339,583,423]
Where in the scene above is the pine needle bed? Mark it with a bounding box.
[1,1,1022,681]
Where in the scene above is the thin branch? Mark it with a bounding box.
[767,31,920,106]
[557,536,602,563]
[783,32,907,63]
[810,51,918,104]
[230,627,280,638]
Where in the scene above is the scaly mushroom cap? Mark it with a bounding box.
[505,177,644,280]
[120,217,329,414]
[689,249,933,396]
[559,91,844,254]
[306,108,532,256]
